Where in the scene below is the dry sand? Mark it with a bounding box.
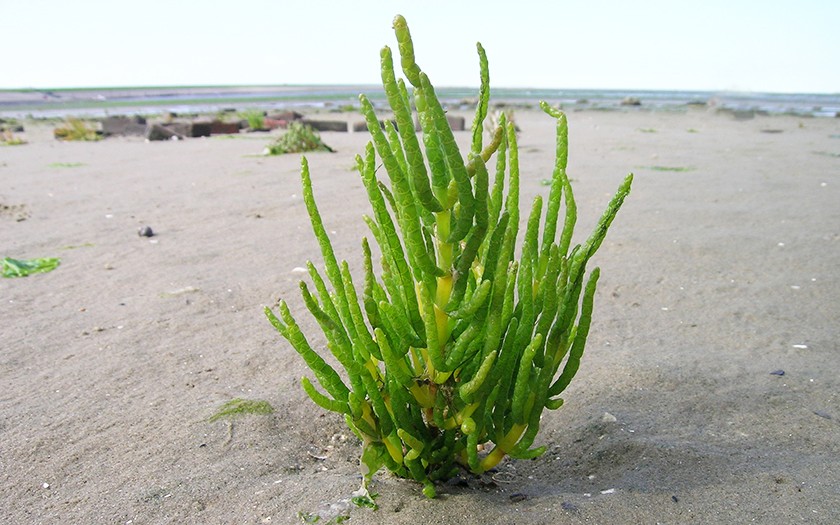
[2,107,839,524]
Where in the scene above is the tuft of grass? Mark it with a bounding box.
[264,122,335,155]
[208,398,274,422]
[53,118,101,141]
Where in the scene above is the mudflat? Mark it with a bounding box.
[2,107,839,524]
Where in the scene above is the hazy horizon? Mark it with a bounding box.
[3,1,838,94]
[4,84,839,97]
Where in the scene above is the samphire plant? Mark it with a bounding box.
[266,15,632,499]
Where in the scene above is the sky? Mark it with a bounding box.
[2,0,838,94]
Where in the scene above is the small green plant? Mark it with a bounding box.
[241,109,266,131]
[265,15,632,498]
[53,118,101,141]
[264,121,334,155]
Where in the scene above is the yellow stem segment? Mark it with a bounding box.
[435,211,452,268]
[478,423,527,473]
[383,432,404,464]
[409,382,435,408]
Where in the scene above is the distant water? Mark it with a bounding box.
[1,85,838,119]
[493,88,840,118]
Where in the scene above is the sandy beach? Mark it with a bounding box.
[2,106,839,524]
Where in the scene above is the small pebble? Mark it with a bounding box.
[138,226,154,237]
[602,412,617,423]
[509,493,528,503]
[561,501,579,512]
[42,483,50,489]
[672,495,679,503]
[813,410,833,420]
[770,370,785,376]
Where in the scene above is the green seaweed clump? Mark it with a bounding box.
[2,257,60,278]
[209,398,274,422]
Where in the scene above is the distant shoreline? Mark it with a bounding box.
[2,85,838,119]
